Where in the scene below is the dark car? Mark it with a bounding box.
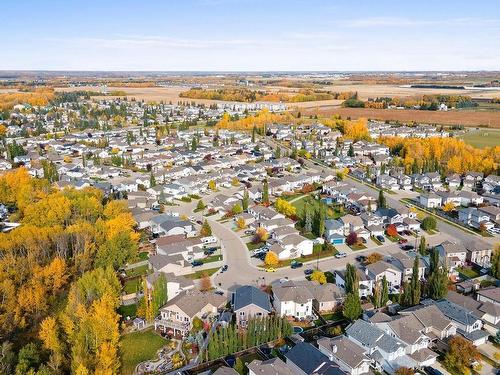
[360,237,367,244]
[423,366,443,375]
[304,269,314,276]
[401,245,415,251]
[376,235,385,243]
[356,255,366,263]
[191,260,203,267]
[221,265,228,272]
[291,260,303,269]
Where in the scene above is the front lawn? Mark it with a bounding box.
[126,264,149,278]
[120,330,169,375]
[259,244,337,268]
[184,267,220,279]
[246,241,264,251]
[371,236,382,246]
[202,254,223,264]
[348,243,367,251]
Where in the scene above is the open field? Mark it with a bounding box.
[458,129,500,148]
[301,106,500,128]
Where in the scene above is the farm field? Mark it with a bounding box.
[458,129,500,148]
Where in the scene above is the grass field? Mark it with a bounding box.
[184,267,220,279]
[123,278,141,294]
[121,330,169,375]
[458,129,500,148]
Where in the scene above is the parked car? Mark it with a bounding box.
[356,255,366,263]
[291,260,303,269]
[376,235,385,243]
[401,244,414,251]
[266,267,276,273]
[360,237,367,244]
[191,260,203,267]
[244,229,255,235]
[423,367,443,375]
[335,252,347,258]
[221,265,228,272]
[304,269,314,276]
[398,238,408,244]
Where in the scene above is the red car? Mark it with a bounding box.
[398,239,408,244]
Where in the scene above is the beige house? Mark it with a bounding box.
[155,290,226,336]
[464,239,492,267]
[233,285,272,328]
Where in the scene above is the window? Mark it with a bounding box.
[239,311,245,316]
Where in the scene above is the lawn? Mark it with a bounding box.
[202,254,223,264]
[459,129,500,149]
[123,278,141,294]
[259,244,337,268]
[138,251,149,261]
[457,266,481,279]
[246,241,264,251]
[348,243,367,251]
[184,267,220,279]
[371,236,383,246]
[126,264,149,278]
[321,311,344,322]
[118,303,137,319]
[120,330,169,375]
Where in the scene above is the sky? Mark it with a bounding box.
[2,0,500,71]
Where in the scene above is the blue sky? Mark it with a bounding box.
[2,0,499,71]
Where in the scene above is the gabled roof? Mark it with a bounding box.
[247,358,294,375]
[285,342,342,375]
[317,335,369,369]
[233,285,271,312]
[346,319,404,354]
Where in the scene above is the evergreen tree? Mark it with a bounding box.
[317,202,326,238]
[252,126,256,143]
[275,147,281,159]
[400,281,412,307]
[345,263,359,295]
[304,206,313,233]
[348,143,354,157]
[428,267,448,300]
[196,199,206,211]
[262,180,269,205]
[149,172,156,188]
[418,236,427,255]
[378,190,387,209]
[191,136,198,151]
[242,189,249,211]
[201,219,212,237]
[430,248,440,274]
[410,257,421,306]
[381,275,389,307]
[343,292,362,321]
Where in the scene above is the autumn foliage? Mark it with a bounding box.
[0,88,55,110]
[217,109,294,130]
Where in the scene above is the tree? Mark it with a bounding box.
[252,126,256,143]
[242,190,249,211]
[311,271,327,285]
[149,172,156,188]
[348,143,354,157]
[196,199,206,211]
[385,224,398,237]
[231,177,240,187]
[236,217,246,229]
[274,198,296,217]
[232,203,243,215]
[303,206,313,233]
[208,180,217,191]
[443,202,456,212]
[381,275,389,307]
[365,252,382,264]
[346,232,358,246]
[254,227,269,243]
[429,248,440,274]
[275,147,281,159]
[444,336,480,374]
[378,190,387,209]
[15,343,41,375]
[343,292,362,321]
[200,220,212,237]
[395,367,414,375]
[0,341,15,375]
[262,180,269,205]
[428,267,448,300]
[421,216,437,231]
[410,256,421,306]
[317,202,326,238]
[418,236,427,255]
[264,251,279,267]
[39,316,64,372]
[345,263,359,295]
[491,245,500,279]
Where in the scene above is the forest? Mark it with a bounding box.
[0,168,139,374]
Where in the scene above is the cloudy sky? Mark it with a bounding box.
[2,0,499,71]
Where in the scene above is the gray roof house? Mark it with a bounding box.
[285,342,346,375]
[317,335,371,375]
[233,285,272,328]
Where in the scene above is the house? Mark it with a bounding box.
[248,205,285,221]
[317,336,371,375]
[398,304,457,341]
[325,219,346,245]
[463,172,483,190]
[155,290,226,336]
[375,208,404,226]
[274,234,313,260]
[434,299,488,346]
[150,215,194,236]
[391,253,426,283]
[213,367,239,375]
[446,174,461,189]
[247,358,294,375]
[272,280,313,319]
[146,271,194,301]
[301,280,344,313]
[335,268,374,299]
[446,291,500,334]
[458,207,494,230]
[366,261,403,293]
[285,342,346,375]
[478,205,500,223]
[340,215,364,236]
[345,319,406,374]
[232,285,272,328]
[477,287,500,306]
[418,193,442,209]
[464,239,492,267]
[377,174,399,191]
[435,240,467,277]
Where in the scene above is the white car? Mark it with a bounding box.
[335,252,347,258]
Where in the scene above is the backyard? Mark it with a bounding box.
[458,129,500,148]
[120,329,170,375]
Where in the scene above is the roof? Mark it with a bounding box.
[161,290,226,318]
[477,287,500,304]
[464,238,492,252]
[212,367,239,375]
[317,335,369,369]
[387,315,427,345]
[233,285,272,312]
[345,319,404,353]
[247,358,294,375]
[400,304,453,332]
[366,261,401,277]
[272,280,313,304]
[436,240,467,255]
[284,342,334,374]
[446,291,500,320]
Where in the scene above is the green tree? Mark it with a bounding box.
[345,263,359,295]
[421,216,437,231]
[232,203,243,215]
[418,236,427,255]
[343,292,362,321]
[348,143,354,157]
[196,199,206,211]
[242,190,249,211]
[410,257,421,305]
[262,180,269,205]
[95,231,138,270]
[430,248,440,274]
[381,275,389,307]
[275,147,281,159]
[491,247,500,279]
[200,219,212,237]
[0,341,15,375]
[378,190,386,209]
[252,126,256,143]
[149,172,156,188]
[304,206,313,233]
[428,267,448,300]
[152,273,168,316]
[15,343,40,375]
[317,202,326,238]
